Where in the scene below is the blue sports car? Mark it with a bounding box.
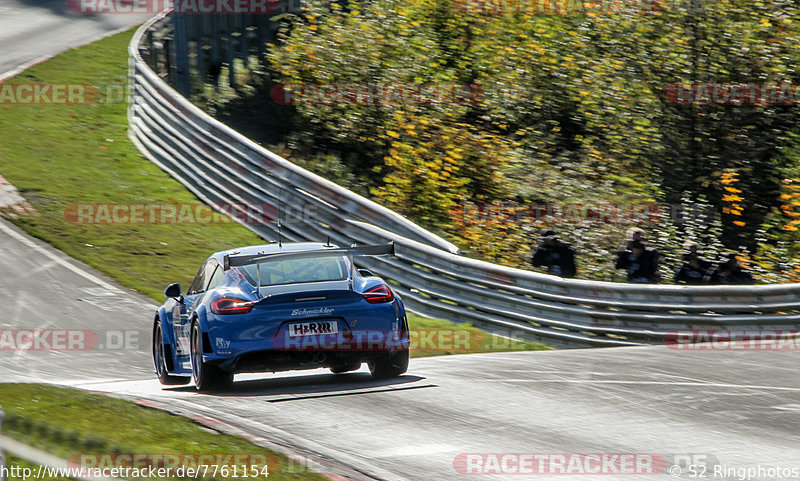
[152,242,410,391]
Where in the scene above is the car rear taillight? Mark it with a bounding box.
[211,297,256,315]
[363,285,394,304]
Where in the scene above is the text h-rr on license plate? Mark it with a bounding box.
[288,321,339,337]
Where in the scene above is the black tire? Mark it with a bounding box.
[368,348,409,379]
[330,361,362,374]
[191,322,233,392]
[153,322,190,386]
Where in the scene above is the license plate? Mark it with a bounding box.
[288,321,339,337]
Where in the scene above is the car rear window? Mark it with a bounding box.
[239,256,349,286]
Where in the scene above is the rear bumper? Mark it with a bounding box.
[207,318,409,372]
[201,298,408,374]
[220,348,399,374]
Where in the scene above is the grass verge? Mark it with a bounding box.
[407,313,549,357]
[0,384,322,480]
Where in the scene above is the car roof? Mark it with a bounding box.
[211,242,341,263]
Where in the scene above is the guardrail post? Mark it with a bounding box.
[172,13,191,98]
[209,15,222,89]
[143,30,155,68]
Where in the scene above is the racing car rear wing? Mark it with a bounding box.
[223,242,395,271]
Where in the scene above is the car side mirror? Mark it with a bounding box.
[358,269,375,277]
[164,283,182,299]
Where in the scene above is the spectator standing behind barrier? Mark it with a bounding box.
[706,252,754,285]
[531,229,577,278]
[674,240,712,285]
[615,228,660,283]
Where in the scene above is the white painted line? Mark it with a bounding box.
[0,219,118,291]
[501,379,800,391]
[55,378,146,387]
[371,443,459,458]
[9,313,55,366]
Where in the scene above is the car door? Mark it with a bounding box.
[172,259,219,356]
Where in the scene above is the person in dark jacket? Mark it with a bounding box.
[615,235,660,283]
[674,241,712,285]
[531,229,577,278]
[706,252,754,285]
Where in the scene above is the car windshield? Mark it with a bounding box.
[239,255,349,287]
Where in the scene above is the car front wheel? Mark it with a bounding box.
[153,322,190,386]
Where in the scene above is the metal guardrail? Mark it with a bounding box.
[128,13,800,348]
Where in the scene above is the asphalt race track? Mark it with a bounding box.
[1,7,800,481]
[0,219,154,382]
[62,347,800,481]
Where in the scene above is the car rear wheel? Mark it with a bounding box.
[153,322,190,386]
[191,322,233,392]
[368,348,409,379]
